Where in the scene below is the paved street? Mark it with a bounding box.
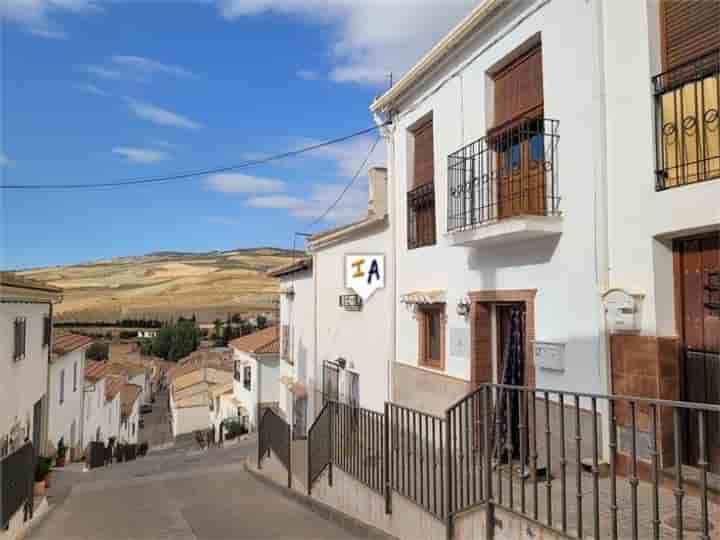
[28,437,366,540]
[139,388,174,449]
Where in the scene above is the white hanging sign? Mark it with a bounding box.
[345,254,385,301]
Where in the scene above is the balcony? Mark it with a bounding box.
[653,48,720,191]
[447,117,561,248]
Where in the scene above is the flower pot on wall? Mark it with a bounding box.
[33,480,46,496]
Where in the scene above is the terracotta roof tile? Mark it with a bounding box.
[167,350,233,382]
[267,258,311,278]
[51,331,94,360]
[85,360,109,383]
[105,376,125,401]
[228,326,279,355]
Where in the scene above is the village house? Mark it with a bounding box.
[0,274,62,537]
[82,362,123,448]
[228,326,281,431]
[167,350,233,438]
[208,382,243,440]
[46,331,94,461]
[119,383,142,445]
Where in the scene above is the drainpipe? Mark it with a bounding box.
[374,110,396,403]
[591,0,612,462]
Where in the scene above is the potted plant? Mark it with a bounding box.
[34,457,52,496]
[55,437,67,467]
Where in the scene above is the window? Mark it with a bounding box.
[43,316,51,347]
[660,1,719,72]
[243,366,251,391]
[281,325,291,362]
[418,304,446,370]
[13,317,27,361]
[73,362,78,392]
[59,369,65,404]
[408,117,436,249]
[492,45,543,130]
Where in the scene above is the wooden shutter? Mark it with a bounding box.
[661,0,720,70]
[493,46,543,129]
[412,119,434,188]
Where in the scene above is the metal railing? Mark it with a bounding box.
[388,402,447,520]
[653,48,720,191]
[307,401,332,493]
[446,383,720,540]
[333,401,385,495]
[0,442,35,528]
[447,118,560,233]
[258,407,292,488]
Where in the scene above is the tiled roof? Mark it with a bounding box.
[107,360,146,377]
[0,272,63,293]
[167,350,233,382]
[85,360,109,383]
[120,384,142,417]
[228,326,279,355]
[267,258,312,278]
[105,375,125,401]
[51,331,94,360]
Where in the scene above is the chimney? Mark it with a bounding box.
[368,167,388,217]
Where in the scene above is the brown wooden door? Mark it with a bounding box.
[496,126,546,220]
[675,232,720,470]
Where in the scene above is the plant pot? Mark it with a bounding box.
[33,480,46,496]
[44,472,51,488]
[56,454,66,467]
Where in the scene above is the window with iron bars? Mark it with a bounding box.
[43,316,51,347]
[13,318,27,362]
[407,183,437,249]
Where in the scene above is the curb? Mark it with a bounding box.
[243,461,398,540]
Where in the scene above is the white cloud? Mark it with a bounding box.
[297,69,319,81]
[217,0,476,85]
[204,173,285,194]
[0,152,15,167]
[2,0,100,39]
[73,83,108,96]
[294,135,386,177]
[126,99,203,130]
[247,182,368,224]
[111,55,198,79]
[87,66,125,80]
[208,217,242,226]
[112,146,170,164]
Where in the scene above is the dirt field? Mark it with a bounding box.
[15,248,298,322]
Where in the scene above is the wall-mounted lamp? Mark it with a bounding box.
[283,285,295,300]
[456,298,471,318]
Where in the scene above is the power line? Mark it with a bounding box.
[1,123,388,191]
[307,135,381,228]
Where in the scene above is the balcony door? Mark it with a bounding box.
[492,45,545,220]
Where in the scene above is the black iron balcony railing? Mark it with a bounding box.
[653,48,720,191]
[447,118,560,233]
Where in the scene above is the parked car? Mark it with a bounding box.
[140,404,153,414]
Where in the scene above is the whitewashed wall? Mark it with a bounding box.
[82,378,105,448]
[312,226,394,413]
[602,0,720,338]
[0,302,50,451]
[47,348,86,452]
[389,0,604,395]
[119,399,140,444]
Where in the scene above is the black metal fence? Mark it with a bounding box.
[447,117,560,233]
[652,47,720,191]
[0,443,34,528]
[258,407,292,488]
[307,402,332,492]
[388,403,447,520]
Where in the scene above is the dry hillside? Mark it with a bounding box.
[14,248,298,322]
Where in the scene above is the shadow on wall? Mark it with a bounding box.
[466,235,561,291]
[297,339,307,381]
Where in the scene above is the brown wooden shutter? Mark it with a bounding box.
[493,46,543,129]
[661,0,720,70]
[412,119,434,188]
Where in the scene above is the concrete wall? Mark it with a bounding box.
[0,302,50,453]
[233,350,279,428]
[172,404,208,437]
[312,222,394,414]
[388,0,603,408]
[47,348,86,452]
[82,378,106,448]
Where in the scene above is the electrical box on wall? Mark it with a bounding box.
[534,341,566,372]
[602,289,644,334]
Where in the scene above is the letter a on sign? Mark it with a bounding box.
[346,255,384,301]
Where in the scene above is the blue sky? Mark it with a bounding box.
[0,0,475,270]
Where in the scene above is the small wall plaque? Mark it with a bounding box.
[449,327,470,357]
[534,341,566,372]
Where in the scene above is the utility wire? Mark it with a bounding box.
[1,123,388,191]
[307,135,381,228]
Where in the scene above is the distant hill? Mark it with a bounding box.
[14,248,302,323]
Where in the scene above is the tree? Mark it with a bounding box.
[256,314,268,330]
[86,342,109,361]
[147,320,201,361]
[231,313,243,325]
[222,314,235,346]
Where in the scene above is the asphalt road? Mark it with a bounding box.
[28,437,364,540]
